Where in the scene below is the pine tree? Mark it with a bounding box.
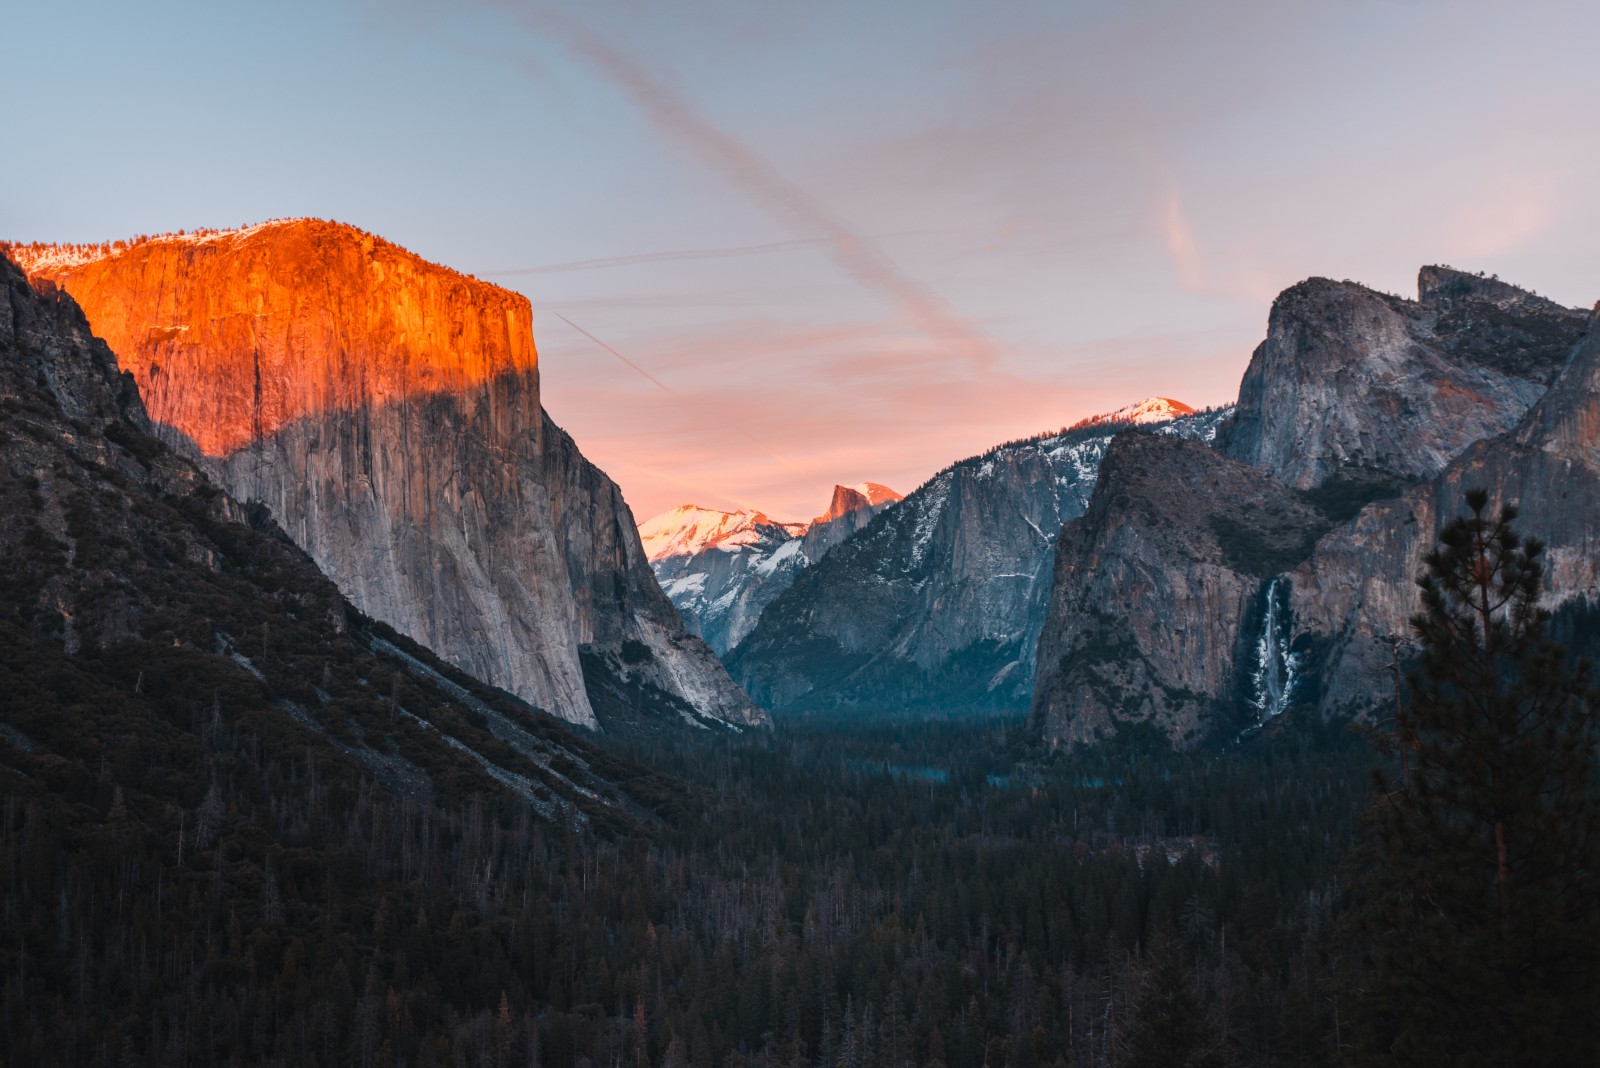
[1350,491,1600,1066]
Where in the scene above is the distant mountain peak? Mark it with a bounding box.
[638,504,804,563]
[814,482,903,524]
[1069,397,1196,432]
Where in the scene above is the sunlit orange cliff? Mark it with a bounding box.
[10,220,763,730]
[13,219,538,456]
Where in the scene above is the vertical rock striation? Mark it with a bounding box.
[1030,267,1594,748]
[14,221,763,730]
[1029,432,1333,749]
[1289,304,1600,716]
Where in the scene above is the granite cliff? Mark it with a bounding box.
[13,221,763,731]
[1218,267,1585,490]
[1289,301,1600,716]
[0,249,666,826]
[1031,268,1595,748]
[728,402,1223,713]
[1030,432,1337,748]
[640,483,901,655]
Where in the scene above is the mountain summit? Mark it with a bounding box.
[640,483,902,655]
[15,220,764,731]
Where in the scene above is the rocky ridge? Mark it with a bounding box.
[728,402,1224,713]
[14,221,763,731]
[640,483,901,655]
[1217,267,1585,490]
[1031,268,1595,748]
[0,249,666,828]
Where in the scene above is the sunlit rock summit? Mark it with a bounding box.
[12,220,764,731]
[640,483,902,655]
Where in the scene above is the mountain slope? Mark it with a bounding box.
[1030,268,1596,748]
[728,402,1225,713]
[1288,300,1600,717]
[1029,432,1338,749]
[640,484,901,655]
[13,221,763,731]
[0,248,674,827]
[0,250,694,1065]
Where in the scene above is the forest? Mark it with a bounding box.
[1,669,1379,1068]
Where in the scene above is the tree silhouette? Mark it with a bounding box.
[1351,490,1600,1067]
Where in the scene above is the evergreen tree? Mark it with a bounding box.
[1351,491,1600,1066]
[1117,932,1227,1068]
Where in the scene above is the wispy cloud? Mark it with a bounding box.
[518,7,997,368]
[484,238,819,277]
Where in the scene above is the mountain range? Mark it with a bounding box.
[639,482,901,653]
[724,397,1224,713]
[10,221,1597,755]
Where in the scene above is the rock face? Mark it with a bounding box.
[0,248,669,826]
[640,484,901,655]
[1290,303,1600,716]
[1218,269,1586,490]
[1030,268,1595,748]
[728,403,1224,713]
[798,483,903,562]
[14,221,763,731]
[1029,432,1334,749]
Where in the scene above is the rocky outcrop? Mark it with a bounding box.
[14,221,763,731]
[1029,432,1335,749]
[1029,267,1595,749]
[1218,268,1586,490]
[1,249,670,826]
[1289,303,1600,716]
[729,404,1224,713]
[799,483,902,562]
[641,485,901,655]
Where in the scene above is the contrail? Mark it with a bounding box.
[552,311,673,392]
[484,238,817,277]
[524,9,995,368]
[550,312,808,475]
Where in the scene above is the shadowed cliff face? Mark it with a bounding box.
[17,221,763,731]
[0,249,678,829]
[729,409,1225,714]
[1029,432,1334,750]
[1031,267,1595,748]
[1219,268,1587,490]
[1290,305,1600,717]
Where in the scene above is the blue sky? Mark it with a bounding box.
[6,0,1598,519]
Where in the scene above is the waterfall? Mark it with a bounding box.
[1249,578,1299,723]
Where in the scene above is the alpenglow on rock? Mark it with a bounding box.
[0,248,672,826]
[727,401,1224,714]
[12,220,765,731]
[639,483,901,655]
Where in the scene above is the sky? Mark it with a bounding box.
[5,0,1599,522]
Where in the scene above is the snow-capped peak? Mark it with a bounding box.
[638,505,805,563]
[1070,397,1196,431]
